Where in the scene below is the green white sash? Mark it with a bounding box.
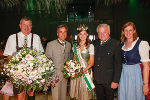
[73,43,95,90]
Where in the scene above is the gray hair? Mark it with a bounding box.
[96,24,110,33]
[20,16,32,25]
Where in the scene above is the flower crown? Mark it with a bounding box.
[77,24,88,31]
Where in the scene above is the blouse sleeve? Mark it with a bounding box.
[89,44,94,55]
[139,41,150,62]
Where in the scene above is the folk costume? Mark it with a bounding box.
[45,39,71,100]
[118,38,150,100]
[70,43,95,100]
[2,32,43,98]
[93,37,122,100]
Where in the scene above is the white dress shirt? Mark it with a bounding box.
[4,32,44,56]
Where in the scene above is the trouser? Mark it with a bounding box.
[95,84,114,100]
[27,95,35,100]
[51,78,67,100]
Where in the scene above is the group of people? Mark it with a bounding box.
[1,16,150,100]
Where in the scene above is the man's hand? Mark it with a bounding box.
[111,82,118,89]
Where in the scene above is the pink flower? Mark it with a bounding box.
[25,54,33,60]
[30,72,36,78]
[27,80,32,84]
[21,76,25,81]
[6,69,10,72]
[38,67,44,73]
[14,71,19,76]
[43,86,48,91]
[21,73,25,77]
[11,65,16,68]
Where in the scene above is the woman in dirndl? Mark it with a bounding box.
[118,22,149,100]
[70,24,95,100]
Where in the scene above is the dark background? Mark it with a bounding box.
[0,0,150,43]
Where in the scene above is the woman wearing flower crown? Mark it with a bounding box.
[70,24,95,100]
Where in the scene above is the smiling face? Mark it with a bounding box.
[19,19,32,35]
[123,25,136,40]
[78,30,88,41]
[97,26,110,42]
[57,27,67,42]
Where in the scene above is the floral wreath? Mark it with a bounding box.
[77,24,88,31]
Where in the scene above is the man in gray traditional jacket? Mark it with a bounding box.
[45,24,71,100]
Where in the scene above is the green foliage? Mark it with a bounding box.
[0,0,73,14]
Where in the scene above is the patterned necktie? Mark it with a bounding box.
[24,35,27,47]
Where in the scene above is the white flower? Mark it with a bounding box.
[18,68,22,73]
[72,73,75,75]
[38,75,42,79]
[41,79,45,83]
[50,66,54,71]
[46,67,49,71]
[36,81,40,84]
[43,63,47,68]
[42,58,47,62]
[67,73,70,76]
[29,63,34,67]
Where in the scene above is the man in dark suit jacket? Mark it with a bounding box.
[93,24,122,100]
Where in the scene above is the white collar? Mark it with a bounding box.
[58,39,65,44]
[122,37,139,51]
[20,32,31,37]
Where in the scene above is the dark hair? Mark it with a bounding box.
[57,24,68,32]
[76,30,90,48]
[121,22,138,42]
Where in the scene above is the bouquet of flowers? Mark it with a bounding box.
[62,60,83,79]
[0,59,9,89]
[3,47,58,93]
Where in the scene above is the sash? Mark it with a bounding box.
[73,43,95,90]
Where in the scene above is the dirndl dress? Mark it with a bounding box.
[118,39,145,100]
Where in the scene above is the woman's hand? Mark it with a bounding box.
[82,68,87,73]
[142,62,149,95]
[143,84,149,95]
[83,69,88,74]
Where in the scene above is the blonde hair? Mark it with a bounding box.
[121,22,138,42]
